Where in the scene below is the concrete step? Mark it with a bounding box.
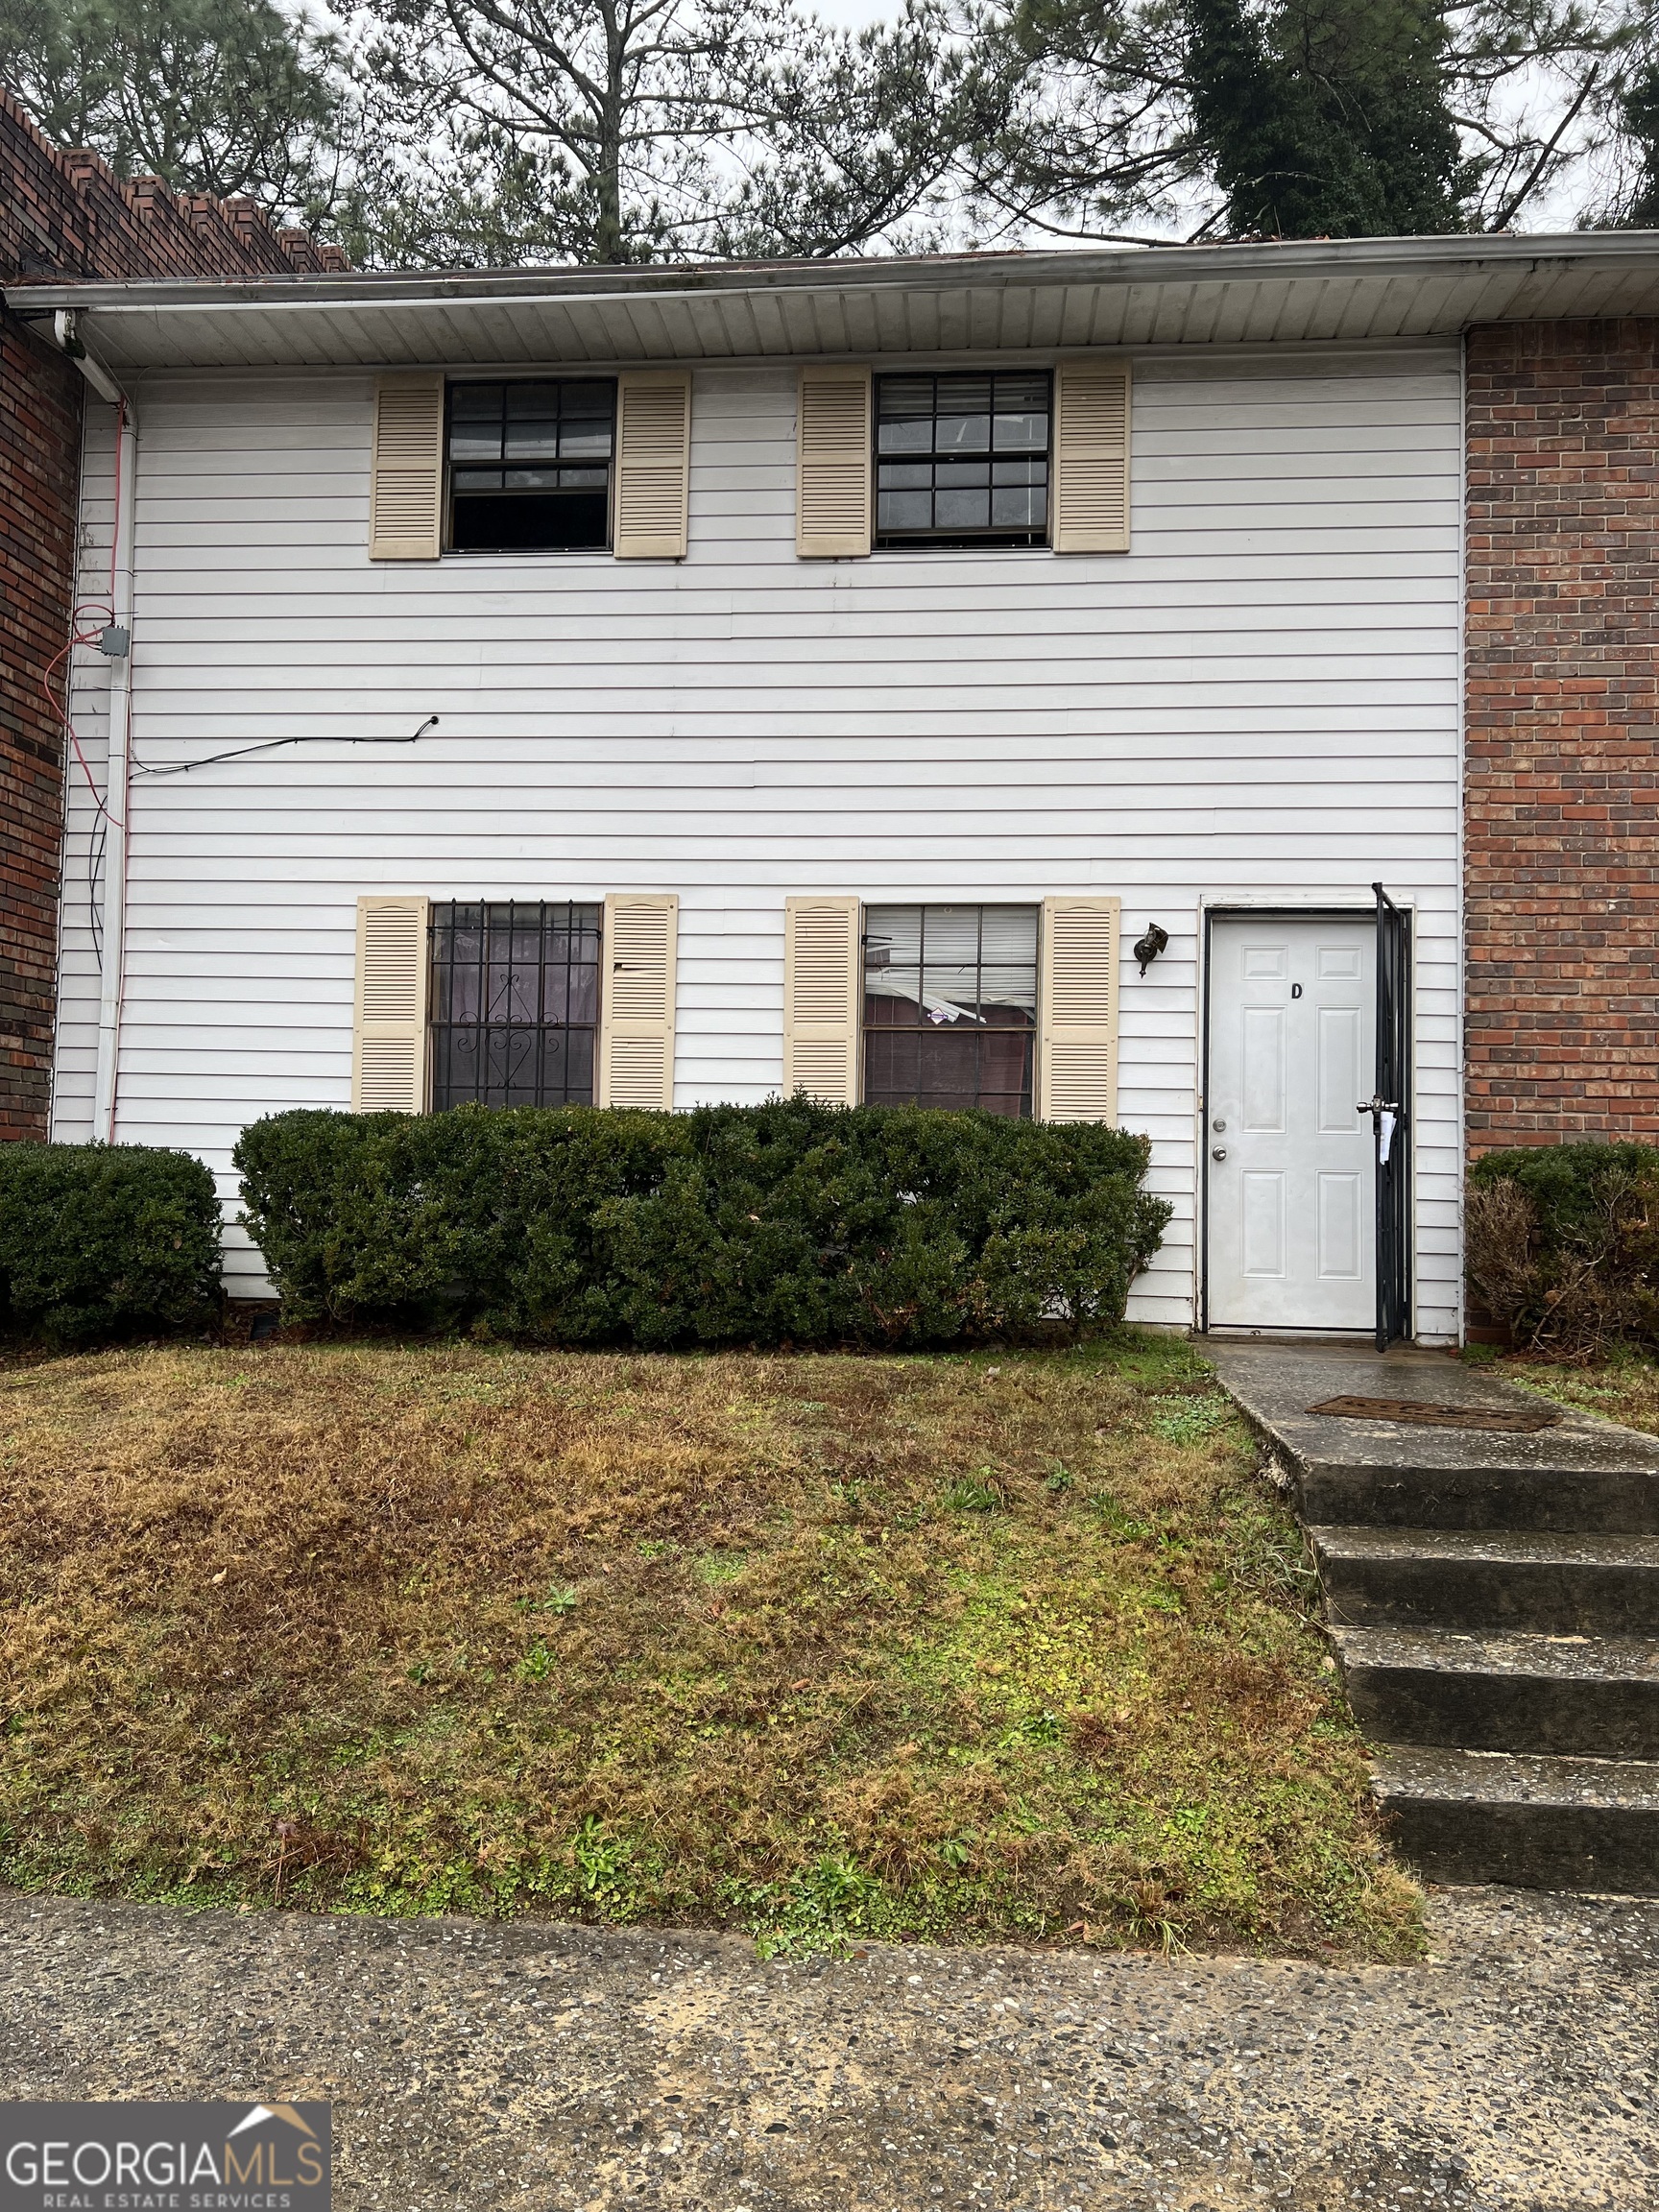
[1373,1744,1659,1895]
[1334,1626,1659,1759]
[1203,1339,1659,1536]
[1295,1455,1659,1536]
[1312,1526,1659,1635]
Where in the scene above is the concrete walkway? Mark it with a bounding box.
[1202,1341,1659,1519]
[1206,1339,1659,1894]
[2,1887,1657,2210]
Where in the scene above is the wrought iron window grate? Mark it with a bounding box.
[431,901,603,1108]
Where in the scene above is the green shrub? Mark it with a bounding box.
[1466,1142,1659,1353]
[234,1096,1171,1349]
[0,1142,222,1345]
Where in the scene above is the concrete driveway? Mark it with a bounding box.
[1,1885,1654,2210]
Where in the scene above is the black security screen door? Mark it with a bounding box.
[1372,883,1411,1351]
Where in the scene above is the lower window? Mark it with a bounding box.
[431,901,602,1107]
[862,903,1039,1116]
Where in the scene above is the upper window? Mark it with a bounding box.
[431,901,602,1108]
[874,373,1050,551]
[863,903,1039,1117]
[447,380,615,553]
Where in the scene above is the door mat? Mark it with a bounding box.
[1306,1394,1562,1434]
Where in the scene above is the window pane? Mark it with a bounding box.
[450,490,610,552]
[431,901,604,1109]
[877,377,936,455]
[504,421,562,465]
[877,490,932,532]
[935,409,991,454]
[994,411,1046,453]
[448,385,502,465]
[862,903,1037,1115]
[557,381,614,421]
[934,376,993,454]
[504,381,562,420]
[996,374,1049,413]
[935,486,990,531]
[450,430,503,465]
[991,484,1040,529]
[448,379,615,551]
[872,372,1051,547]
[558,421,613,460]
[978,965,1039,1019]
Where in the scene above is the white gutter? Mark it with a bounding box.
[52,308,124,402]
[12,227,1659,321]
[93,393,137,1143]
[50,313,137,1142]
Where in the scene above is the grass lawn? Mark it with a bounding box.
[1480,1348,1659,1436]
[0,1333,1419,1960]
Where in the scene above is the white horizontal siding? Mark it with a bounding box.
[55,344,1463,1337]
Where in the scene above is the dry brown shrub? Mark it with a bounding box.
[1467,1175,1644,1358]
[1464,1178,1542,1338]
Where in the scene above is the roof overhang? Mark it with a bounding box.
[11,230,1659,373]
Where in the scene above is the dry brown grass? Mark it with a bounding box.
[0,1334,1420,1959]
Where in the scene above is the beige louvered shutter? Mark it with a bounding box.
[598,894,679,1108]
[1038,897,1120,1122]
[783,896,861,1105]
[370,375,445,559]
[351,895,431,1112]
[613,373,691,558]
[1051,358,1131,554]
[797,365,871,557]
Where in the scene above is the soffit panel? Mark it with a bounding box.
[19,238,1659,373]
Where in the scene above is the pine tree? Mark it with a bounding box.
[0,0,345,220]
[1614,55,1659,226]
[1185,0,1472,237]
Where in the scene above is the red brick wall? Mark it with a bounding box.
[1465,318,1659,1152]
[0,314,79,1137]
[0,86,342,1137]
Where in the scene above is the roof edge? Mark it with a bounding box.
[12,228,1659,316]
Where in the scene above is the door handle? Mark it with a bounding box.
[1212,1146,1227,1161]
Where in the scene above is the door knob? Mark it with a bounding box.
[1212,1146,1227,1161]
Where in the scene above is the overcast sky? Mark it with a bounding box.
[806,0,896,22]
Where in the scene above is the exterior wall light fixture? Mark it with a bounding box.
[1133,922,1168,976]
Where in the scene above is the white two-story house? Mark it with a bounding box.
[25,235,1588,1343]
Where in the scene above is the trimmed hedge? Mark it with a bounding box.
[1467,1142,1659,1353]
[0,1142,222,1345]
[234,1097,1172,1348]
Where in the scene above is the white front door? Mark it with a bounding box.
[1207,917,1376,1331]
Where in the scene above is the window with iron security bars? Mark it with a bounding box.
[431,902,602,1107]
[875,373,1050,550]
[863,903,1039,1116]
